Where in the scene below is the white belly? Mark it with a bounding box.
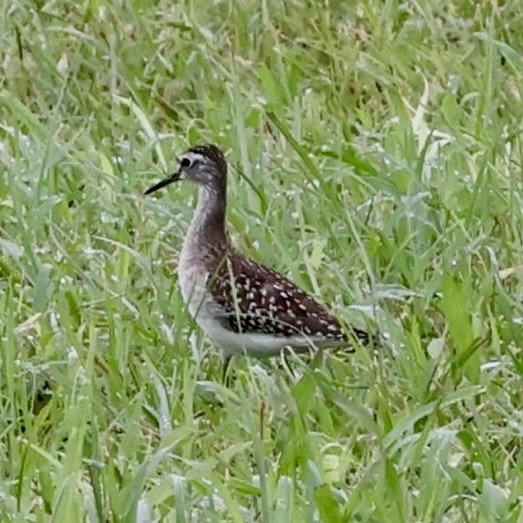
[177,261,331,358]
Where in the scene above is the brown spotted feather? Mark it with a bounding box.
[208,250,369,345]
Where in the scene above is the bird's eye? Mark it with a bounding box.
[180,157,192,168]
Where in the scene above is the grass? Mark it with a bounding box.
[1,0,522,521]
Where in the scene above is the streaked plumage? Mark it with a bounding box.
[146,143,369,367]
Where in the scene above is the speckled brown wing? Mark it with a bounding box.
[208,251,369,345]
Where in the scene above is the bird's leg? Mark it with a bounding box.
[281,346,296,379]
[221,354,232,385]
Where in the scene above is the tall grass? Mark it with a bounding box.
[1,0,522,521]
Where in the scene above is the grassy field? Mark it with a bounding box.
[1,0,523,521]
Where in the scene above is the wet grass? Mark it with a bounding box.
[1,0,522,521]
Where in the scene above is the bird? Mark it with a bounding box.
[145,143,370,376]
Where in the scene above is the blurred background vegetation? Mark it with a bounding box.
[0,0,522,521]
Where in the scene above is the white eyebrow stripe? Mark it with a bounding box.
[180,152,207,164]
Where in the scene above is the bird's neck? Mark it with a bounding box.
[186,182,228,252]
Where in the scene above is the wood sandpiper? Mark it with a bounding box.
[145,144,370,374]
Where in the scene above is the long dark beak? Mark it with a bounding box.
[144,169,181,195]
